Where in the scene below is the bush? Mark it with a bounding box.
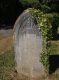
[50,3,59,12]
[40,4,51,13]
[19,0,40,8]
[29,8,52,68]
[29,8,59,69]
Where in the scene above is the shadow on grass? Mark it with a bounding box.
[49,55,59,74]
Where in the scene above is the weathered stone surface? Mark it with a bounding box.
[13,10,45,79]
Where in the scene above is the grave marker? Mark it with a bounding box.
[13,10,45,79]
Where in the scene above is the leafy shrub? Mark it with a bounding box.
[50,3,59,12]
[19,0,40,8]
[40,4,51,13]
[29,8,59,69]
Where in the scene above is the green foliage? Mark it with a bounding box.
[20,0,39,4]
[29,8,59,69]
[42,1,59,12]
[50,3,59,12]
[40,4,51,13]
[29,8,53,68]
[20,0,40,8]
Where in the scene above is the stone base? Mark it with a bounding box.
[16,67,46,80]
[18,72,47,80]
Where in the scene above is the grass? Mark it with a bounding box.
[0,49,15,80]
[0,36,13,54]
[50,40,59,55]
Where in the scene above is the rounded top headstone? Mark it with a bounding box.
[13,9,45,79]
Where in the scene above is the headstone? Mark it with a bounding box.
[13,10,45,79]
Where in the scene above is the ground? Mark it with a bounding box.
[0,29,59,80]
[0,29,13,53]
